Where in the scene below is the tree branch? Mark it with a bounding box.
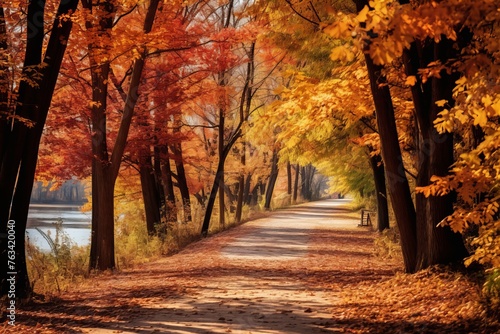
[285,0,320,27]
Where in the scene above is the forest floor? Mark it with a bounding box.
[3,199,500,334]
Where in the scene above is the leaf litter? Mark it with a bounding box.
[2,202,499,334]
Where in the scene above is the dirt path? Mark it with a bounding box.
[85,199,363,334]
[5,199,499,333]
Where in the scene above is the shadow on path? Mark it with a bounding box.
[8,199,497,334]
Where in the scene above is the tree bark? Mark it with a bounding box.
[286,161,292,195]
[0,7,10,162]
[200,129,242,236]
[235,175,244,222]
[153,144,167,230]
[93,167,115,270]
[401,34,468,269]
[368,152,389,231]
[218,108,226,228]
[364,54,418,273]
[139,150,161,235]
[264,149,279,209]
[243,173,252,205]
[402,40,433,270]
[200,11,257,234]
[307,165,315,199]
[300,166,307,199]
[352,0,417,272]
[171,143,192,222]
[300,164,315,201]
[88,48,112,271]
[85,0,114,270]
[235,142,246,223]
[418,40,468,269]
[202,162,224,236]
[293,164,300,202]
[249,181,260,206]
[160,146,177,222]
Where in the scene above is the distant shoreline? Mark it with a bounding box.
[27,205,91,229]
[29,203,87,210]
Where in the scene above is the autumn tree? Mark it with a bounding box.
[82,0,234,269]
[263,0,481,271]
[264,62,391,230]
[199,0,284,235]
[80,0,164,270]
[125,50,212,235]
[416,1,500,272]
[321,0,500,271]
[0,0,79,298]
[259,0,390,220]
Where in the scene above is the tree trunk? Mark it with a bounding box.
[293,164,299,202]
[88,56,112,270]
[89,159,99,269]
[300,166,306,199]
[201,6,254,233]
[139,150,161,235]
[352,0,416,275]
[153,144,167,227]
[86,0,114,271]
[0,7,9,162]
[418,40,468,269]
[304,165,311,200]
[0,0,45,230]
[171,143,192,222]
[264,149,279,209]
[249,180,261,206]
[364,54,418,273]
[401,35,468,269]
[368,152,389,231]
[286,161,292,195]
[243,173,252,205]
[235,142,246,223]
[0,0,78,298]
[354,0,417,273]
[218,108,226,228]
[223,184,237,204]
[235,175,244,221]
[200,128,242,235]
[300,164,315,201]
[307,165,315,199]
[88,0,160,271]
[402,40,433,270]
[160,150,177,222]
[194,189,207,209]
[93,166,115,270]
[201,162,224,236]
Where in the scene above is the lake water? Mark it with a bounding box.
[26,204,91,252]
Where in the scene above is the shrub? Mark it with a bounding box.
[26,220,89,296]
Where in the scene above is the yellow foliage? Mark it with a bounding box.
[355,6,370,23]
[279,0,500,271]
[330,45,356,63]
[473,109,488,127]
[405,75,417,86]
[435,100,447,107]
[323,21,352,39]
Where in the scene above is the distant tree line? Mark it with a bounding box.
[30,180,87,205]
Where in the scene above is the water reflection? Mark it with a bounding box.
[26,204,91,252]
